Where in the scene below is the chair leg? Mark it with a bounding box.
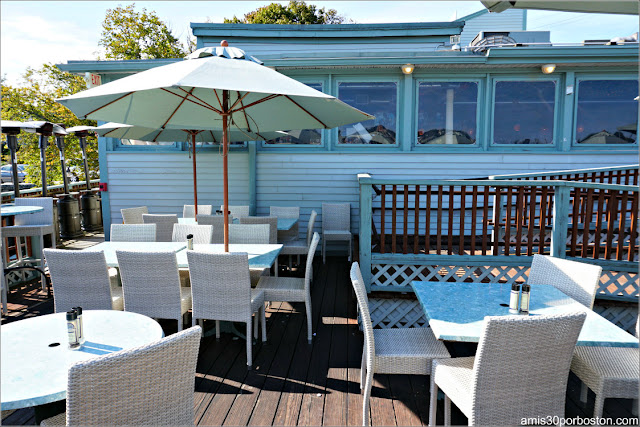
[261,305,267,342]
[429,378,437,427]
[444,394,451,427]
[306,301,312,343]
[348,236,352,261]
[246,321,252,368]
[359,353,365,390]
[215,320,220,339]
[254,312,259,339]
[322,237,326,264]
[177,316,183,332]
[580,382,588,404]
[632,399,638,416]
[39,234,46,292]
[593,393,605,418]
[362,366,373,427]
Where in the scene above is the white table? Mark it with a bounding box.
[175,243,283,270]
[178,217,298,230]
[82,241,187,266]
[1,310,164,410]
[1,205,44,217]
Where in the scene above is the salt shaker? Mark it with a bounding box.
[509,283,520,314]
[72,306,85,344]
[67,310,80,350]
[520,284,531,313]
[187,233,194,250]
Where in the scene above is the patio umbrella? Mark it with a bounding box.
[482,1,639,14]
[1,120,37,198]
[56,42,373,251]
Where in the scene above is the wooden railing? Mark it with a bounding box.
[489,164,639,185]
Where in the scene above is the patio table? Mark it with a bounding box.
[176,243,283,273]
[1,310,163,411]
[411,281,638,348]
[1,204,44,217]
[178,216,298,230]
[81,241,187,266]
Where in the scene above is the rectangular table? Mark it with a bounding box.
[82,242,187,266]
[411,281,638,348]
[178,217,298,231]
[174,243,283,270]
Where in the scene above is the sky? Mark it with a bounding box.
[1,1,638,86]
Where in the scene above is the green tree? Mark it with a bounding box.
[99,3,187,60]
[1,65,98,185]
[224,1,347,24]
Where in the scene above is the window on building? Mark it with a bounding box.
[265,83,323,145]
[493,80,556,145]
[120,139,177,146]
[417,81,478,145]
[576,79,638,144]
[338,82,397,145]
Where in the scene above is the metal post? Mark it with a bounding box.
[77,133,92,191]
[38,134,49,197]
[6,134,20,199]
[55,135,69,195]
[358,173,373,291]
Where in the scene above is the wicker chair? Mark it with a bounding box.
[43,249,123,313]
[40,326,202,426]
[2,197,55,290]
[429,312,586,426]
[322,203,351,263]
[186,251,266,368]
[120,206,148,224]
[229,224,270,244]
[280,210,317,268]
[196,214,233,244]
[222,205,249,218]
[172,224,213,244]
[350,262,450,427]
[142,214,178,242]
[1,252,7,315]
[182,204,213,218]
[239,216,278,244]
[270,206,300,243]
[257,233,320,343]
[528,254,602,309]
[116,250,192,331]
[571,319,639,418]
[110,224,156,242]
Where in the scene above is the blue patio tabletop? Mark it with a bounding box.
[176,243,283,269]
[178,216,298,230]
[83,241,187,266]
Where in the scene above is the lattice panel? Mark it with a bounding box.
[598,270,639,299]
[5,259,41,288]
[368,298,426,329]
[372,264,529,288]
[593,305,638,335]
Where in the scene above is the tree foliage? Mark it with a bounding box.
[1,65,98,185]
[224,1,347,24]
[99,3,188,60]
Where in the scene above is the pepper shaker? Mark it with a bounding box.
[187,233,194,250]
[67,310,80,350]
[520,284,531,313]
[72,306,85,344]
[509,283,520,314]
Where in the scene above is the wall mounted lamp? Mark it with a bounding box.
[541,64,556,74]
[401,64,415,75]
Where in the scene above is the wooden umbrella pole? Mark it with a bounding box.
[223,90,230,252]
[191,132,198,218]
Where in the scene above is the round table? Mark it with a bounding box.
[1,310,164,410]
[1,205,44,217]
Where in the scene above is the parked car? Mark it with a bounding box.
[1,164,26,183]
[65,166,80,182]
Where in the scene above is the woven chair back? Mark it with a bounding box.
[349,262,375,366]
[183,205,213,218]
[121,206,148,224]
[322,203,351,232]
[14,197,54,226]
[172,224,213,244]
[142,214,178,242]
[110,224,156,242]
[229,224,269,244]
[306,210,318,246]
[239,216,278,244]
[196,214,233,243]
[222,205,249,218]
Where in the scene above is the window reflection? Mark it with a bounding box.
[493,81,555,145]
[576,80,638,144]
[417,82,478,145]
[338,82,397,144]
[120,139,176,146]
[265,83,323,145]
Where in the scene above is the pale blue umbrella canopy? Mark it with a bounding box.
[482,1,638,14]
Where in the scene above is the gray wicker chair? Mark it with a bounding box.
[182,204,213,218]
[222,205,249,218]
[322,203,352,263]
[43,249,123,313]
[1,252,7,315]
[239,216,278,244]
[40,326,202,426]
[196,214,233,244]
[528,254,602,309]
[229,224,270,244]
[429,312,587,426]
[257,233,320,343]
[270,206,300,243]
[120,206,148,224]
[571,319,639,418]
[116,250,192,331]
[142,214,178,242]
[2,197,55,290]
[172,224,213,244]
[110,224,156,242]
[279,210,317,269]
[350,262,450,427]
[186,251,266,368]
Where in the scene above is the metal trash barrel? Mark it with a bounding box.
[80,190,103,231]
[57,194,83,239]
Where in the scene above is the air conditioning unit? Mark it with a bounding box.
[450,35,461,45]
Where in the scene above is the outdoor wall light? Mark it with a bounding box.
[541,64,556,74]
[401,64,415,75]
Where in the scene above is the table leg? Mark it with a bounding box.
[33,400,66,424]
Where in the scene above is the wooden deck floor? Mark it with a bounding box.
[1,249,636,425]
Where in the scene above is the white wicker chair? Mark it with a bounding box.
[110,224,156,242]
[222,205,249,218]
[270,206,300,243]
[2,197,55,290]
[182,204,213,218]
[186,251,266,368]
[322,203,351,263]
[239,216,278,244]
[116,250,192,331]
[1,252,7,315]
[43,249,123,313]
[40,326,202,426]
[257,233,320,343]
[528,254,602,309]
[571,319,639,418]
[350,262,450,427]
[196,214,233,244]
[172,224,213,244]
[429,312,587,426]
[120,206,148,224]
[229,224,270,244]
[142,214,178,242]
[279,210,317,268]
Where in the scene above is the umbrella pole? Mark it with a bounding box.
[191,133,198,219]
[223,90,230,252]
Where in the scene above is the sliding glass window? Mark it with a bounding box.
[264,83,323,145]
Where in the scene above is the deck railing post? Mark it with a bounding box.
[551,185,570,258]
[358,173,373,292]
